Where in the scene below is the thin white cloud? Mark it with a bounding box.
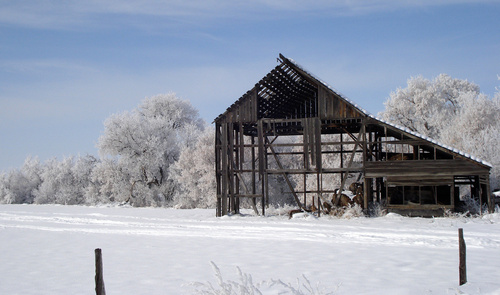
[1,0,498,29]
[0,59,98,75]
[0,1,86,29]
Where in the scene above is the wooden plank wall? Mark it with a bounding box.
[318,85,362,120]
[365,159,490,178]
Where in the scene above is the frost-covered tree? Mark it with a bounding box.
[90,158,130,204]
[380,74,500,189]
[0,156,41,204]
[0,173,7,203]
[72,154,100,205]
[33,157,83,205]
[170,127,216,208]
[0,156,100,205]
[0,155,99,205]
[97,93,205,206]
[380,74,481,139]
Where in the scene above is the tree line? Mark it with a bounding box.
[1,74,499,207]
[0,93,218,207]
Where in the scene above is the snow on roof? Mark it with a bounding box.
[285,55,493,168]
[369,114,493,168]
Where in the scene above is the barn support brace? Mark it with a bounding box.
[216,117,372,217]
[216,117,492,217]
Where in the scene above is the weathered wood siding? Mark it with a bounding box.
[216,88,258,124]
[318,85,363,120]
[365,159,490,178]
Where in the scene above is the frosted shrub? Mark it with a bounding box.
[326,204,365,219]
[341,204,364,219]
[189,262,338,295]
[459,195,489,215]
[444,195,490,217]
[268,275,339,295]
[189,262,263,295]
[461,196,480,215]
[368,202,387,217]
[443,209,470,219]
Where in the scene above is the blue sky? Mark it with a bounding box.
[1,0,499,171]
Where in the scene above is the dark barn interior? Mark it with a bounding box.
[214,54,493,217]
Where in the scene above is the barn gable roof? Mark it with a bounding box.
[214,54,491,169]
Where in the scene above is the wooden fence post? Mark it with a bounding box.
[458,228,467,286]
[95,248,106,295]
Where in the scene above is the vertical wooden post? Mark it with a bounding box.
[95,248,106,295]
[215,123,222,217]
[234,126,240,214]
[257,120,266,215]
[340,133,344,181]
[486,177,493,213]
[451,181,455,208]
[228,123,235,214]
[459,228,467,286]
[264,125,269,208]
[221,123,228,216]
[251,136,257,214]
[362,123,369,211]
[364,178,370,210]
[477,176,482,215]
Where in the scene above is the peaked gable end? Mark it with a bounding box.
[214,54,365,124]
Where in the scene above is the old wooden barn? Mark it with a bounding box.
[214,54,494,217]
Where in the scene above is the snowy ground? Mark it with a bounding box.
[0,205,499,294]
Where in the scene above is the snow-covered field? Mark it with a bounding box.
[0,205,499,294]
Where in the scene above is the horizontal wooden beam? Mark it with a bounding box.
[234,194,264,198]
[266,168,363,174]
[366,159,489,178]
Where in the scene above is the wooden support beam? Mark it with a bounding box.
[364,177,369,210]
[234,127,240,214]
[342,125,376,160]
[221,123,228,216]
[335,128,363,206]
[362,122,369,210]
[234,169,260,215]
[258,120,264,177]
[476,176,482,214]
[486,176,493,213]
[314,118,322,170]
[251,136,257,213]
[303,118,310,170]
[215,123,221,217]
[257,120,266,215]
[228,124,235,214]
[266,137,306,210]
